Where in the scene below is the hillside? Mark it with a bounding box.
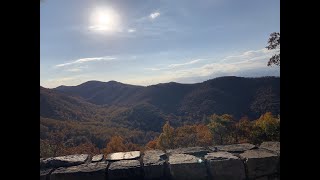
[40,86,100,121]
[53,76,280,119]
[55,80,144,105]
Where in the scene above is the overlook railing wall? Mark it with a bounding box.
[40,141,280,180]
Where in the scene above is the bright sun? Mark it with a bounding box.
[90,8,120,32]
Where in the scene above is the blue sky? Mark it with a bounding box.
[40,0,280,88]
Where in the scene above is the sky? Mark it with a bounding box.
[40,0,280,88]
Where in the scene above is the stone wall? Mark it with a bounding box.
[40,141,280,180]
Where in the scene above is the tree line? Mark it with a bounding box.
[40,112,279,158]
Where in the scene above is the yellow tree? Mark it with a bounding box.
[250,112,280,143]
[157,121,175,149]
[207,114,234,145]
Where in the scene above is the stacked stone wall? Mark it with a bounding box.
[40,141,280,180]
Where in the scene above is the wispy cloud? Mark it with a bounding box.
[168,59,203,68]
[137,48,279,85]
[149,12,160,19]
[173,48,277,78]
[43,49,279,88]
[66,68,82,72]
[221,48,274,63]
[128,28,136,33]
[144,68,162,71]
[55,56,116,67]
[145,59,203,71]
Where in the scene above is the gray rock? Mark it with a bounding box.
[108,160,143,179]
[205,152,246,180]
[143,150,168,179]
[106,151,140,161]
[211,143,256,153]
[168,153,207,180]
[92,154,104,162]
[240,149,279,179]
[41,154,89,169]
[259,141,280,155]
[50,162,108,180]
[167,146,210,157]
[40,168,53,180]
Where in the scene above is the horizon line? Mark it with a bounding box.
[40,75,280,89]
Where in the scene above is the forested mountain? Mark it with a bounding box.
[53,76,280,119]
[55,81,144,106]
[40,76,280,157]
[40,86,100,121]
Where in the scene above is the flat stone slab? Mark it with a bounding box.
[143,150,167,166]
[106,151,140,161]
[41,154,89,169]
[168,153,207,180]
[50,162,108,180]
[143,150,167,179]
[167,146,210,157]
[211,143,256,153]
[92,154,104,162]
[259,141,280,155]
[108,160,142,179]
[240,149,279,179]
[205,152,246,180]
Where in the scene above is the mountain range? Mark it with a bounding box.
[40,76,280,146]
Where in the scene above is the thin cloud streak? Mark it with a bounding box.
[169,59,203,68]
[145,59,203,71]
[55,56,116,67]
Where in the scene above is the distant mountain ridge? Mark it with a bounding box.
[55,80,144,106]
[51,76,280,119]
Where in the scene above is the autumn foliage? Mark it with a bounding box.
[61,142,100,155]
[147,121,213,150]
[102,136,141,156]
[146,112,279,150]
[41,112,279,157]
[145,138,159,150]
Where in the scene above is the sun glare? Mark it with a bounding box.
[90,8,120,32]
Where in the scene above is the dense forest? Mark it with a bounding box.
[40,76,280,158]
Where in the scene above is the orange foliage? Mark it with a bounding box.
[195,124,213,146]
[103,136,141,156]
[61,142,100,156]
[153,123,213,150]
[174,124,213,147]
[145,138,159,150]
